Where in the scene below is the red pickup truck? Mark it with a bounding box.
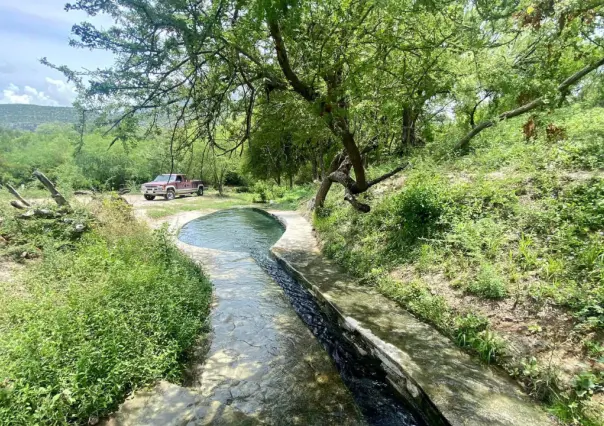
[140,174,204,201]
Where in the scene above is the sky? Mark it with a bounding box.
[0,0,114,107]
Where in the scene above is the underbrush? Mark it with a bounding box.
[251,182,316,209]
[314,104,604,424]
[0,198,211,425]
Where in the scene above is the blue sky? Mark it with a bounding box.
[0,0,114,106]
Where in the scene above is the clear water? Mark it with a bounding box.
[179,209,423,426]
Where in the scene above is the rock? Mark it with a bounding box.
[20,251,28,259]
[19,210,35,219]
[34,209,55,218]
[74,224,86,233]
[0,236,6,246]
[583,394,604,425]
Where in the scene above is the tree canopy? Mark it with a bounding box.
[50,0,604,210]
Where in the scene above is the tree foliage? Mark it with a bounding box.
[46,0,604,211]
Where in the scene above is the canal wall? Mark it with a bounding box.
[266,210,556,426]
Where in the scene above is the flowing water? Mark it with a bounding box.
[179,209,422,426]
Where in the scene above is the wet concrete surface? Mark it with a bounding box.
[180,210,422,426]
[105,209,372,425]
[269,210,557,426]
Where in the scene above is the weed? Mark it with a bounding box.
[454,314,504,363]
[467,263,508,299]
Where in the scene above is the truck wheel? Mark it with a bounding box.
[197,186,204,196]
[165,189,175,201]
[144,195,155,201]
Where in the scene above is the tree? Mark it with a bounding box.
[51,0,604,210]
[50,0,478,211]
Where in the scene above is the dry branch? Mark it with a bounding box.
[33,170,70,208]
[6,184,31,207]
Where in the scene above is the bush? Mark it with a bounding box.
[251,181,270,203]
[467,263,508,299]
[223,171,247,187]
[385,174,450,251]
[0,200,212,425]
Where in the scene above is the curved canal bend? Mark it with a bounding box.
[179,209,424,426]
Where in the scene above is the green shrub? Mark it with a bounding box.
[390,175,449,243]
[252,181,270,203]
[454,313,503,363]
[467,263,508,299]
[0,201,211,425]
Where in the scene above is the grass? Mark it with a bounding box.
[313,104,604,425]
[0,197,212,425]
[141,185,316,219]
[143,190,255,219]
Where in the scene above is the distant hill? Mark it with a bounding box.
[0,104,77,131]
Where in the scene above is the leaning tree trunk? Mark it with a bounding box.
[454,56,604,151]
[313,152,344,209]
[33,170,70,208]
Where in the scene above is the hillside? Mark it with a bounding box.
[0,104,77,131]
[313,104,604,425]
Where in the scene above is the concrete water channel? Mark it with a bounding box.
[108,207,554,426]
[107,208,423,425]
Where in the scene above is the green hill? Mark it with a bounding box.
[0,104,77,131]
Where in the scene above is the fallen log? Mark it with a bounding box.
[33,170,70,208]
[10,201,28,210]
[6,184,31,207]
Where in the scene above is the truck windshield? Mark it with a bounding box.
[153,175,177,182]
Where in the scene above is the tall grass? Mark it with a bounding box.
[0,199,212,425]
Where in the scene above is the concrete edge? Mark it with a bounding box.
[271,244,449,426]
[253,208,448,425]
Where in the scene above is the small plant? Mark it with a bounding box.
[454,313,504,363]
[528,324,543,334]
[572,372,601,399]
[518,233,538,270]
[467,263,508,299]
[514,357,561,403]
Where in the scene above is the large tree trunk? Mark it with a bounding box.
[313,152,344,209]
[401,106,417,148]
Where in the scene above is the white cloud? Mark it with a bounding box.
[0,77,77,106]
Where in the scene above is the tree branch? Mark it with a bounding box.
[366,163,409,188]
[6,184,31,207]
[268,20,319,102]
[33,170,70,208]
[454,56,604,151]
